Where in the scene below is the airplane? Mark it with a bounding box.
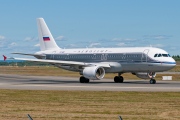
[8,18,176,84]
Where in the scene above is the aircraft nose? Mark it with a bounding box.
[170,58,176,67]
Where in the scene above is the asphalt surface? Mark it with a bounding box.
[0,74,180,91]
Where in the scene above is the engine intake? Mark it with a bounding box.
[83,66,105,80]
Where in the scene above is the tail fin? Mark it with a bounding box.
[37,18,60,51]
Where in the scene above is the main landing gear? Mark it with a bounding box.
[114,75,124,83]
[79,76,89,83]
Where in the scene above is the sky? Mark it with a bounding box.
[0,0,180,59]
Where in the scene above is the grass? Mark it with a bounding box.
[0,66,180,80]
[0,90,179,120]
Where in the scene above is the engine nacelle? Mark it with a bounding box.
[83,66,105,80]
[134,72,156,79]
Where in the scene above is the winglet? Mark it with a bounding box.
[3,55,7,61]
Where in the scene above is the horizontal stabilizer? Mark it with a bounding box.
[3,55,7,61]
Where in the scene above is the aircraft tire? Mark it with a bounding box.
[85,78,90,83]
[150,79,156,84]
[80,76,89,83]
[114,76,124,83]
[119,76,124,83]
[114,76,119,83]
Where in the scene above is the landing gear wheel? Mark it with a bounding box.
[150,79,156,84]
[119,76,124,83]
[114,76,119,83]
[153,79,156,84]
[114,76,124,83]
[85,79,89,83]
[80,76,89,83]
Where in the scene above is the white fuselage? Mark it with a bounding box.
[36,47,176,73]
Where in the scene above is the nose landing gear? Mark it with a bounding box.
[150,79,156,84]
[148,72,156,84]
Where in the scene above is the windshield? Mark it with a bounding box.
[154,53,171,57]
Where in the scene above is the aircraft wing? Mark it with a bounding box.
[11,57,111,68]
[12,52,45,58]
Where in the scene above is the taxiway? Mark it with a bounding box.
[0,74,179,91]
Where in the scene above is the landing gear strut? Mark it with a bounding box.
[114,76,124,83]
[150,79,156,84]
[79,76,89,83]
[148,72,156,84]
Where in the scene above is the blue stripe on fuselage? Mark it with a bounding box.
[150,61,176,64]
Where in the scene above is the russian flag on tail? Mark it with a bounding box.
[43,37,50,41]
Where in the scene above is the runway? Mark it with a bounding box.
[0,74,180,91]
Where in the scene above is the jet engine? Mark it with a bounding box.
[133,72,156,79]
[83,66,105,80]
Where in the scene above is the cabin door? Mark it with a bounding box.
[141,49,149,62]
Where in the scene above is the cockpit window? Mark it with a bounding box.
[158,54,162,57]
[154,54,158,57]
[154,53,171,57]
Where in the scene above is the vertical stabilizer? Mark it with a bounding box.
[37,18,60,51]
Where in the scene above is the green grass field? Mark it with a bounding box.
[0,90,179,120]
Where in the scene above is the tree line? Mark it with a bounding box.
[172,55,180,61]
[0,61,50,66]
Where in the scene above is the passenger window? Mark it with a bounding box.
[158,54,162,57]
[168,54,171,57]
[154,54,158,57]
